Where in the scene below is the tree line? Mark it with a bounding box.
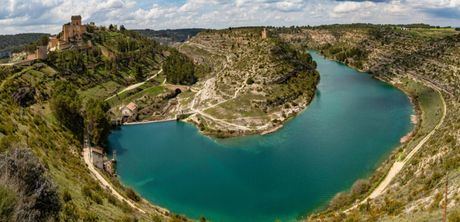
[163,49,197,85]
[50,81,110,146]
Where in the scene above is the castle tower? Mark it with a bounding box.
[62,15,86,42]
[261,28,268,39]
[71,15,82,26]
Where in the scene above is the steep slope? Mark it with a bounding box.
[280,25,460,221]
[0,27,187,221]
[176,28,319,137]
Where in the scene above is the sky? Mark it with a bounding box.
[0,0,459,34]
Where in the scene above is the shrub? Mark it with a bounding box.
[449,209,460,222]
[0,185,17,221]
[63,190,72,202]
[0,148,61,221]
[81,185,103,205]
[126,188,141,202]
[329,192,351,210]
[350,179,370,197]
[61,202,80,221]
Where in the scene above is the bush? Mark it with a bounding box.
[329,192,351,210]
[63,190,72,202]
[81,185,103,205]
[61,202,80,221]
[350,179,370,197]
[126,188,141,202]
[0,185,17,221]
[449,209,460,222]
[0,148,61,222]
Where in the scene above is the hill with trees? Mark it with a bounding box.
[175,28,319,137]
[0,33,49,53]
[133,28,205,45]
[278,24,460,221]
[0,26,189,221]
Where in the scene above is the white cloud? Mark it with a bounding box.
[0,0,459,34]
[332,1,376,15]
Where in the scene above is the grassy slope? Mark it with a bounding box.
[279,25,460,221]
[0,28,188,221]
[0,65,172,221]
[177,28,319,136]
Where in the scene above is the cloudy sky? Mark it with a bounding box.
[0,0,459,34]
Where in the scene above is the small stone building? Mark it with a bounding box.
[90,147,105,169]
[121,102,138,118]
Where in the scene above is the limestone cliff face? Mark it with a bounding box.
[176,28,319,137]
[279,25,460,221]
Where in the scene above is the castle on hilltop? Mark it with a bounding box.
[48,15,87,51]
[6,15,91,65]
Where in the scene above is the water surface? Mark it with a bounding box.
[108,52,413,222]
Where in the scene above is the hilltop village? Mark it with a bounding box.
[5,16,91,65]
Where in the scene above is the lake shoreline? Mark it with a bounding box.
[305,53,442,221]
[106,51,421,221]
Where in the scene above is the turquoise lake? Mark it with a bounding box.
[108,52,413,222]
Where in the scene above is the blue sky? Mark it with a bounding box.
[0,0,459,34]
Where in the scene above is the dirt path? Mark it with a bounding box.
[345,87,447,212]
[82,138,146,213]
[183,44,254,130]
[105,69,163,101]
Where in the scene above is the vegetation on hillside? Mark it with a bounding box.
[0,33,49,52]
[177,28,319,137]
[0,26,188,221]
[50,81,84,140]
[279,24,460,221]
[133,28,205,44]
[85,99,111,146]
[163,49,197,85]
[0,148,61,222]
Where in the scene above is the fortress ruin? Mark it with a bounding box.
[48,15,87,51]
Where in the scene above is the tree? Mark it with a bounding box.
[39,36,49,46]
[50,81,84,140]
[135,65,144,81]
[84,99,111,146]
[120,25,127,32]
[0,185,16,221]
[163,50,197,85]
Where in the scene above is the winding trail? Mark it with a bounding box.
[82,138,146,214]
[105,69,163,101]
[345,87,447,213]
[183,43,254,130]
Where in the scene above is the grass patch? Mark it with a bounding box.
[408,28,458,39]
[79,81,121,101]
[0,185,17,221]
